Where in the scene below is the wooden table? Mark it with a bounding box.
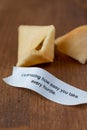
[0,0,87,130]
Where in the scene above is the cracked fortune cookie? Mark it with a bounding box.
[55,25,87,64]
[16,25,55,66]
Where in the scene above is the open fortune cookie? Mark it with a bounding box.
[55,25,87,64]
[16,25,55,66]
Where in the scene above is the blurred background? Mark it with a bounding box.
[0,0,87,37]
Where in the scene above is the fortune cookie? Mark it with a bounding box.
[55,25,87,64]
[16,25,55,66]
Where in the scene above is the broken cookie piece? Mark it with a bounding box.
[16,25,55,67]
[55,25,87,64]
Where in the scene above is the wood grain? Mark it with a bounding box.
[0,0,87,130]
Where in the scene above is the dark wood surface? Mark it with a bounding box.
[0,0,87,130]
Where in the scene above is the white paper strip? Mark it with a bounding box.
[3,66,87,106]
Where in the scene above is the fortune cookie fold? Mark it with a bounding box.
[55,25,87,64]
[16,25,55,67]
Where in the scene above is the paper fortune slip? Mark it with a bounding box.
[3,67,87,106]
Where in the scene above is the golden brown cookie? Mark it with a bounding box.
[16,25,55,66]
[55,25,87,64]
